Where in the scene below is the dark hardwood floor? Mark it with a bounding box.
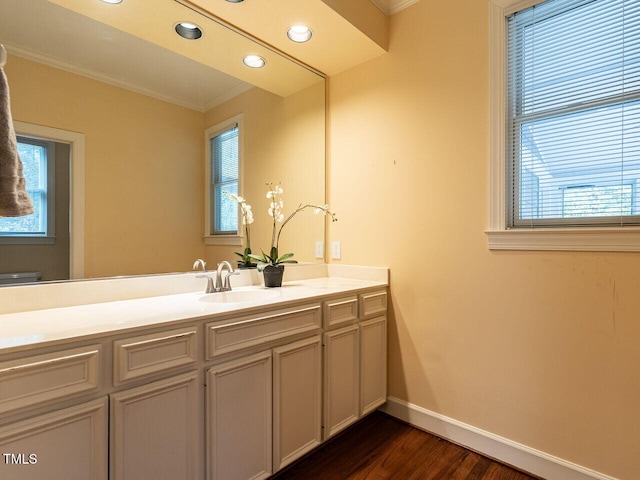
[272,412,541,480]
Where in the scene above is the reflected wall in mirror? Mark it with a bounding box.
[0,0,325,283]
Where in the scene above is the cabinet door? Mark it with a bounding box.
[360,316,387,415]
[273,336,322,471]
[323,325,360,440]
[0,398,108,480]
[110,371,201,480]
[206,351,272,480]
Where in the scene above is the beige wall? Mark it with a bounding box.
[5,55,205,278]
[328,1,639,478]
[203,84,326,267]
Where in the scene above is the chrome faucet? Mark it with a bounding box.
[197,275,217,294]
[194,259,216,293]
[192,259,207,272]
[196,260,239,293]
[216,261,239,292]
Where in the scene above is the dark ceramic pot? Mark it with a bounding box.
[263,265,285,288]
[237,261,257,269]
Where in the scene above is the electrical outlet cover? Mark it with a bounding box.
[331,241,341,259]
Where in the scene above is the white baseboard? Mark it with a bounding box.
[380,397,618,480]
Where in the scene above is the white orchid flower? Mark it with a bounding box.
[252,182,337,271]
[242,204,254,225]
[313,204,329,215]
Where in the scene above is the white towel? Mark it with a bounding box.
[0,47,34,218]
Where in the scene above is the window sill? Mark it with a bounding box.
[486,228,640,252]
[204,235,242,247]
[0,236,55,245]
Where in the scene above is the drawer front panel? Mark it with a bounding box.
[323,297,358,329]
[207,304,321,359]
[359,291,388,319]
[114,326,198,385]
[0,397,108,480]
[0,345,101,416]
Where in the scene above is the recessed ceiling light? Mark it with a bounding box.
[243,55,266,68]
[101,0,123,3]
[175,22,203,40]
[287,25,313,43]
[226,0,245,3]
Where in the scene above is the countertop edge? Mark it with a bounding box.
[0,273,388,356]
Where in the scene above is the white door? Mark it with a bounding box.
[206,351,272,480]
[323,324,360,439]
[0,398,108,480]
[360,316,387,415]
[110,371,201,480]
[272,336,322,471]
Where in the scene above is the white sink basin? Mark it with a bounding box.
[198,289,280,304]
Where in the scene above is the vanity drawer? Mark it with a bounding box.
[0,345,102,416]
[323,296,358,329]
[359,290,388,319]
[206,304,322,359]
[113,326,198,385]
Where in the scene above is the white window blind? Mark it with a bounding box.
[0,137,51,237]
[506,0,640,228]
[210,124,239,235]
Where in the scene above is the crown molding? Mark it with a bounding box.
[370,0,421,15]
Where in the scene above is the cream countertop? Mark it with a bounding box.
[0,266,388,354]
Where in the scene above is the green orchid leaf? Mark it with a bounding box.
[276,252,295,263]
[256,262,269,272]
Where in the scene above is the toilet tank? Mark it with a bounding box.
[0,272,42,285]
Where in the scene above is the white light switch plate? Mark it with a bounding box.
[331,241,341,259]
[315,241,324,259]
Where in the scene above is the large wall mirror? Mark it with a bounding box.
[0,0,326,283]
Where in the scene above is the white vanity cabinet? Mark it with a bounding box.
[205,303,323,479]
[0,398,108,480]
[110,371,201,480]
[0,276,388,480]
[322,296,360,439]
[359,315,387,415]
[206,351,273,480]
[322,290,388,440]
[272,336,322,470]
[109,326,202,480]
[358,291,388,415]
[0,344,107,480]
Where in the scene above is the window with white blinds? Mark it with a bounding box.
[210,124,239,235]
[506,0,640,228]
[0,136,55,240]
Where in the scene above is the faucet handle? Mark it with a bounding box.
[221,270,240,291]
[196,274,217,293]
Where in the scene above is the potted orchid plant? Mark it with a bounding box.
[249,182,337,287]
[224,191,256,268]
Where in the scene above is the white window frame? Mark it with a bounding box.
[0,136,56,244]
[487,0,640,252]
[204,114,243,246]
[2,121,85,279]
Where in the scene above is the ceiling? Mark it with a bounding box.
[0,0,420,111]
[0,0,256,111]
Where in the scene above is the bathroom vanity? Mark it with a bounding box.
[0,265,388,480]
